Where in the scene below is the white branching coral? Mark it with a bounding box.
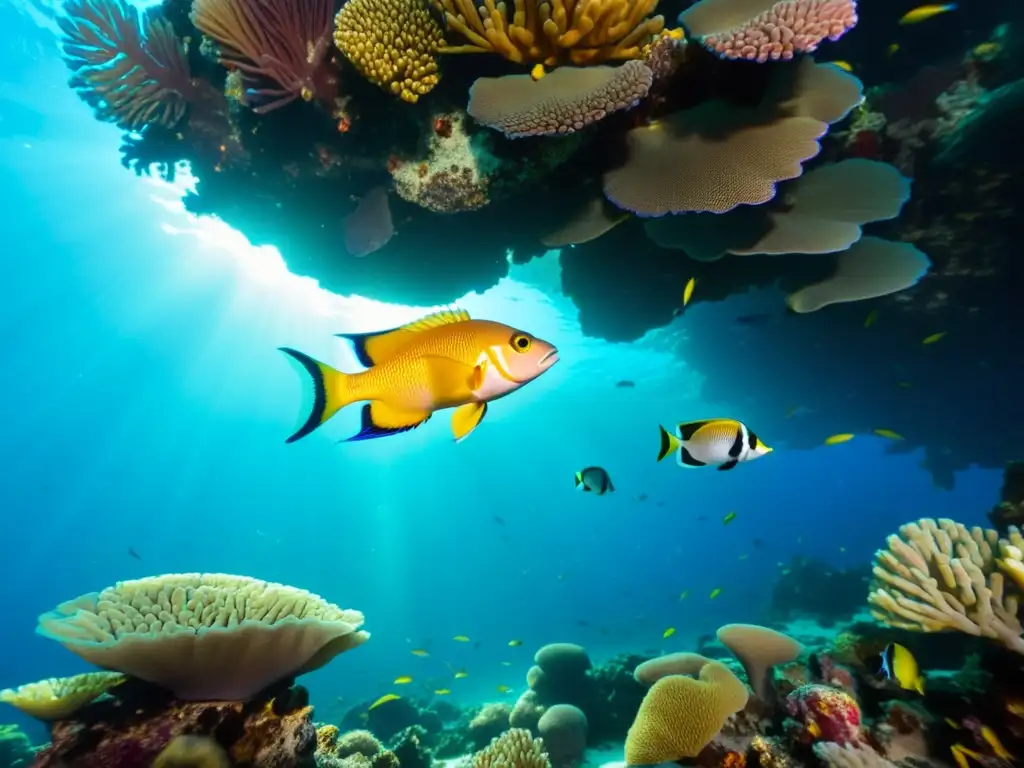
[868,518,1024,654]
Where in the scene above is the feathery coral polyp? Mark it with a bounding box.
[190,0,336,113]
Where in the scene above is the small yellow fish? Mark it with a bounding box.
[453,635,470,642]
[683,277,696,307]
[723,511,737,525]
[709,588,722,599]
[922,331,946,345]
[679,590,688,600]
[950,744,984,768]
[508,639,523,647]
[825,433,855,445]
[281,309,559,444]
[1008,699,1024,717]
[454,670,469,679]
[945,717,960,729]
[830,60,853,72]
[979,726,1013,759]
[500,661,513,666]
[864,309,880,328]
[496,685,512,693]
[873,428,904,440]
[899,4,957,25]
[887,43,900,55]
[410,649,429,657]
[662,627,676,639]
[530,63,545,81]
[973,42,1000,58]
[434,689,451,695]
[394,676,413,684]
[368,694,400,711]
[880,643,925,695]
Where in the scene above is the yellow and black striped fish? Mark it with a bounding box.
[656,418,772,471]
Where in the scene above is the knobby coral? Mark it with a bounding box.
[473,728,551,768]
[190,0,336,112]
[37,573,369,700]
[868,519,1024,654]
[0,672,125,720]
[430,0,666,66]
[59,0,196,129]
[333,0,444,102]
[467,61,652,138]
[680,0,858,62]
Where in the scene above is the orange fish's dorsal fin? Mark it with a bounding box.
[338,307,471,367]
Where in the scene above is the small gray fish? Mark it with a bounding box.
[575,466,614,495]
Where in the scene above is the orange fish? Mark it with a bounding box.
[281,309,559,443]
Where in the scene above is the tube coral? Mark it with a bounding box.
[430,0,665,66]
[59,0,196,129]
[190,0,336,113]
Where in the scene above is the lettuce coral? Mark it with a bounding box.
[0,671,125,720]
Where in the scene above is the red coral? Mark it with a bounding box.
[785,684,862,746]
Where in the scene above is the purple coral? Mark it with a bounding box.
[189,0,336,113]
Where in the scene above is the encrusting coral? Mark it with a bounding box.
[0,671,125,720]
[36,573,369,700]
[333,0,445,102]
[430,0,666,66]
[868,518,1024,654]
[472,727,551,768]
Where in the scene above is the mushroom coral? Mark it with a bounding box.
[867,519,1024,654]
[603,59,863,216]
[624,660,749,764]
[36,573,369,700]
[467,60,653,138]
[541,197,628,246]
[0,672,125,720]
[786,236,930,312]
[680,0,858,62]
[633,652,712,685]
[333,0,444,102]
[430,0,665,66]
[716,624,802,699]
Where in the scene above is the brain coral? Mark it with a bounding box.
[624,661,749,764]
[333,0,445,102]
[467,61,653,138]
[37,573,369,700]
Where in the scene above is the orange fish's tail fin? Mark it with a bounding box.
[279,348,355,442]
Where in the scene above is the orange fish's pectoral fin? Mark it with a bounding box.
[451,402,488,443]
[337,308,471,367]
[345,401,431,442]
[469,360,486,391]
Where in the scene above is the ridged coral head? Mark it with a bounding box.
[37,573,369,701]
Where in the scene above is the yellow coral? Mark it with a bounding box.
[624,660,749,764]
[473,727,550,768]
[153,735,230,768]
[333,0,445,102]
[0,671,125,720]
[430,0,665,66]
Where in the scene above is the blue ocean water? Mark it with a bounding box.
[0,0,1005,748]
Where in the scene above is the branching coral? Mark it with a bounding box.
[59,0,195,129]
[36,573,369,700]
[680,0,858,62]
[190,0,336,112]
[430,0,666,66]
[473,728,551,768]
[333,0,444,103]
[0,672,125,720]
[867,518,1024,654]
[467,60,652,138]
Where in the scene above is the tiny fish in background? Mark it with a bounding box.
[343,185,394,257]
[879,642,925,694]
[452,635,470,642]
[492,515,505,526]
[679,590,688,600]
[864,309,880,328]
[128,547,141,560]
[887,43,900,55]
[922,332,946,345]
[673,277,696,316]
[496,685,512,693]
[723,512,737,525]
[662,627,676,639]
[735,313,773,326]
[657,418,772,471]
[737,554,749,560]
[500,661,513,666]
[829,60,853,72]
[530,63,545,81]
[454,670,469,679]
[899,4,957,25]
[410,649,429,657]
[434,689,451,695]
[508,640,522,647]
[709,588,722,599]
[369,694,400,710]
[615,379,636,388]
[825,433,855,445]
[575,466,614,494]
[873,429,904,440]
[394,676,413,684]
[978,725,1013,760]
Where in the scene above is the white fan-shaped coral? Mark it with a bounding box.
[0,671,125,720]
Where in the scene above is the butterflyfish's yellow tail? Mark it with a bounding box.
[657,425,681,462]
[279,348,355,443]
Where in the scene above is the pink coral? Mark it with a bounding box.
[785,684,861,746]
[684,0,858,63]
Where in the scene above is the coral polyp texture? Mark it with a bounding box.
[190,0,336,112]
[680,0,858,62]
[785,683,862,745]
[36,572,370,700]
[0,671,125,720]
[430,0,666,65]
[472,728,551,768]
[333,0,445,102]
[59,0,195,128]
[467,61,653,138]
[868,518,1024,654]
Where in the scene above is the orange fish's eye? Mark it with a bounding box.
[510,333,532,353]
